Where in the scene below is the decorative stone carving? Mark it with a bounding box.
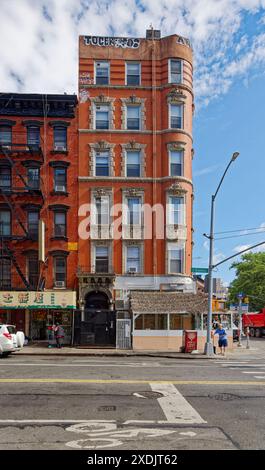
[167,88,186,104]
[89,95,116,130]
[120,141,146,177]
[120,97,146,130]
[88,141,115,176]
[167,182,187,195]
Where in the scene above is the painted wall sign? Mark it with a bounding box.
[0,291,76,309]
[176,35,192,48]
[83,36,140,49]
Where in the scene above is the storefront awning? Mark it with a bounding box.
[130,291,208,315]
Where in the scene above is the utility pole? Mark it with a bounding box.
[237,293,243,347]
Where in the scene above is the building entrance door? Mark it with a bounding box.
[81,291,116,347]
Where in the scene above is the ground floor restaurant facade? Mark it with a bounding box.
[0,290,76,345]
[130,291,234,352]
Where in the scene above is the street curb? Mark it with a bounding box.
[13,351,215,359]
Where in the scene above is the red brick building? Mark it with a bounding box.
[77,30,198,349]
[0,93,78,343]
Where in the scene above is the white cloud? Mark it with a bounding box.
[194,164,220,177]
[0,0,265,105]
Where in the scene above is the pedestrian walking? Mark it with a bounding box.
[213,323,228,356]
[53,322,65,349]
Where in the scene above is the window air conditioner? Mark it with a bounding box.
[54,145,66,151]
[55,185,66,192]
[55,281,65,288]
[128,267,137,273]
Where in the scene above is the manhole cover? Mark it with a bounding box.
[133,391,163,399]
[211,393,241,401]
[97,406,117,411]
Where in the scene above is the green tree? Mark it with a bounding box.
[229,252,265,311]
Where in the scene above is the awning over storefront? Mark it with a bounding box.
[0,291,76,309]
[130,291,208,314]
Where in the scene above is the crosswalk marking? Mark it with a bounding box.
[150,383,206,424]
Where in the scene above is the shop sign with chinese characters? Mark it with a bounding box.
[0,291,76,309]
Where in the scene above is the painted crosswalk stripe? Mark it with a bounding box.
[150,383,206,424]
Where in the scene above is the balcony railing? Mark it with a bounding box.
[122,224,144,240]
[166,224,187,241]
[90,224,113,240]
[0,133,44,158]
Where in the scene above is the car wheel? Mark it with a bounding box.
[0,352,11,358]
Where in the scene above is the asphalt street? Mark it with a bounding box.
[0,338,265,450]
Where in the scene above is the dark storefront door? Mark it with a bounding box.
[78,291,116,347]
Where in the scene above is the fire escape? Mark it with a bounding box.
[0,133,44,290]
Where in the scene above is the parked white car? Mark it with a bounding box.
[0,324,25,357]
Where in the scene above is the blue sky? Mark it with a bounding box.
[1,0,265,285]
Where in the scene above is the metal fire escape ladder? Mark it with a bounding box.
[0,146,29,237]
[1,239,31,289]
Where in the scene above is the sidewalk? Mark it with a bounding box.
[13,344,236,359]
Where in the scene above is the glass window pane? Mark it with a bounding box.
[27,168,40,189]
[96,62,109,85]
[0,126,11,144]
[126,63,140,85]
[96,107,109,129]
[170,150,183,176]
[0,258,11,289]
[54,212,66,237]
[55,257,66,282]
[126,151,140,177]
[170,314,183,330]
[127,106,140,130]
[170,60,181,83]
[95,197,109,225]
[0,210,11,235]
[0,167,11,188]
[27,127,40,145]
[54,127,67,148]
[170,105,182,129]
[134,314,144,329]
[96,152,109,176]
[127,197,141,224]
[126,246,140,272]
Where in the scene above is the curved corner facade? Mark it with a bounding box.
[77,31,196,349]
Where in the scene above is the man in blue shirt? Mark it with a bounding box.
[214,323,228,356]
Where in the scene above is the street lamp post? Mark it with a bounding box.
[204,152,240,356]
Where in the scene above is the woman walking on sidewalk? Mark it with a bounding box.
[213,323,228,356]
[53,322,65,349]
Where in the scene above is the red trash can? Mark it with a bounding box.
[184,330,198,353]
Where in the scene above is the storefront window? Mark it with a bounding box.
[170,314,183,330]
[134,314,168,330]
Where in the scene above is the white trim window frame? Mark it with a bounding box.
[94,104,110,130]
[167,241,185,274]
[94,61,110,85]
[126,105,141,131]
[126,150,141,177]
[126,245,141,273]
[126,196,142,226]
[94,150,110,176]
[168,58,182,84]
[95,245,110,273]
[169,103,183,130]
[167,196,185,226]
[126,62,141,86]
[169,149,184,177]
[94,195,110,226]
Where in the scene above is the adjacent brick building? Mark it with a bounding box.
[0,93,78,343]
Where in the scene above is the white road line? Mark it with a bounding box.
[150,383,206,424]
[214,361,249,364]
[221,364,265,368]
[254,376,265,379]
[0,363,163,368]
[0,419,115,424]
[242,371,264,374]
